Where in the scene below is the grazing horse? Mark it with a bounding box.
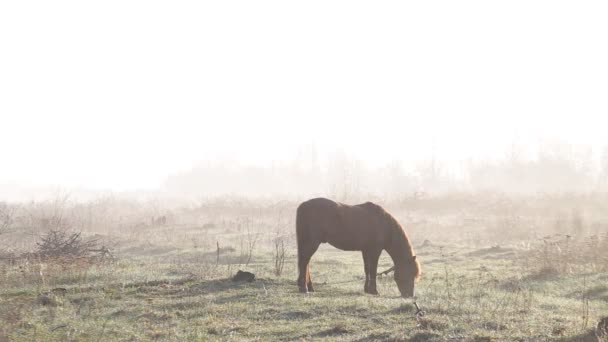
[296,198,420,297]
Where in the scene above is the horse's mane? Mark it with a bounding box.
[372,203,421,280]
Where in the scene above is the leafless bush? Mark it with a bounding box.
[244,220,259,267]
[272,205,289,276]
[274,237,286,276]
[35,229,112,261]
[235,218,260,266]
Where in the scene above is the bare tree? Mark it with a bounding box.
[274,236,286,276]
[244,218,259,267]
[272,206,288,276]
[47,191,72,230]
[327,152,363,202]
[0,202,15,235]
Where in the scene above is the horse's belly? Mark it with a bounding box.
[326,238,363,251]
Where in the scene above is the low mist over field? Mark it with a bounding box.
[3,139,608,201]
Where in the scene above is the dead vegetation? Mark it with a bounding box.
[35,229,112,261]
[0,202,15,235]
[597,317,608,340]
[524,233,608,277]
[273,236,286,276]
[0,193,607,341]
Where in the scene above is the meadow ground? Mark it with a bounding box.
[1,195,608,341]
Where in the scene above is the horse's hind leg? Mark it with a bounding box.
[297,254,308,293]
[297,242,319,293]
[306,264,314,292]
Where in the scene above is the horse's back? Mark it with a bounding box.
[297,197,339,212]
[296,198,389,250]
[296,198,340,235]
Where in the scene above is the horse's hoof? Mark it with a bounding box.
[299,287,308,294]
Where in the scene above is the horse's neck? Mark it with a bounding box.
[386,228,413,266]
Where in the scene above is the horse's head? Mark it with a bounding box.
[394,255,420,298]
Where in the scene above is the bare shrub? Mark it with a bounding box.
[1,230,115,288]
[272,206,288,276]
[236,218,260,266]
[244,220,259,267]
[274,236,285,276]
[35,229,112,261]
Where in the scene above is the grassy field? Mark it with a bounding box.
[1,195,608,341]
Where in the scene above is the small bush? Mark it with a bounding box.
[35,229,112,261]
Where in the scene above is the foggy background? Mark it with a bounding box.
[1,1,607,202]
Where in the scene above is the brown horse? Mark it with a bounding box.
[296,198,420,297]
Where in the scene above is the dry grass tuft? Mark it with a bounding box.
[597,316,608,340]
[417,317,448,331]
[317,324,349,336]
[525,234,608,276]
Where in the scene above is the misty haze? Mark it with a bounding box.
[1,1,608,341]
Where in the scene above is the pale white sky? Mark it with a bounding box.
[1,1,607,190]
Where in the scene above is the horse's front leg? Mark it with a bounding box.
[366,249,382,295]
[362,251,370,293]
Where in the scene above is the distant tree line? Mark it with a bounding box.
[162,142,608,200]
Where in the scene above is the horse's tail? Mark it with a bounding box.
[295,203,306,252]
[296,201,314,259]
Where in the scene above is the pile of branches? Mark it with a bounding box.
[35,230,113,261]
